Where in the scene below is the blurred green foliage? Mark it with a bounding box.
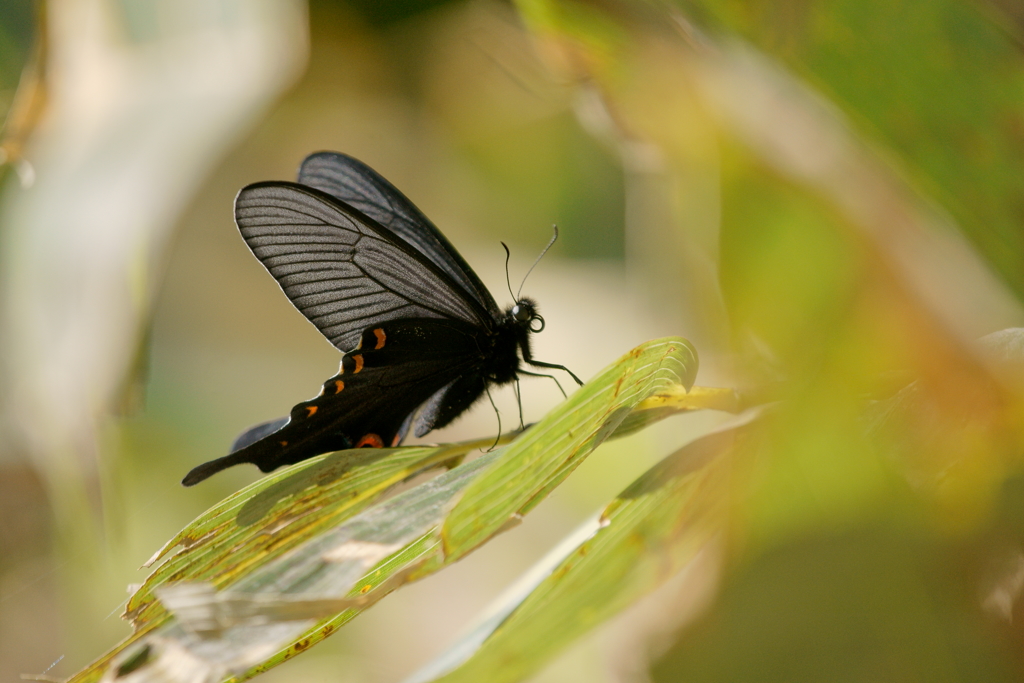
[326,0,459,27]
[652,524,1021,683]
[688,0,1024,301]
[458,113,626,259]
[0,0,34,94]
[306,1,626,258]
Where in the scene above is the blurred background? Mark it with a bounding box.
[3,0,1024,681]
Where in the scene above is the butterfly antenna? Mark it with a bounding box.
[517,225,558,299]
[501,242,516,302]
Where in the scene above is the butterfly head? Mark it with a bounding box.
[509,297,545,333]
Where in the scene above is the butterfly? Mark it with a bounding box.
[182,152,581,486]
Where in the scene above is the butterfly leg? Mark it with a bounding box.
[518,369,568,398]
[521,349,584,386]
[485,384,502,451]
[513,378,525,430]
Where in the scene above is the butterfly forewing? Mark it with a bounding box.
[235,182,492,352]
[298,152,499,317]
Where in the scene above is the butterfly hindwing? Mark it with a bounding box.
[412,374,489,437]
[235,182,493,352]
[181,319,489,486]
[298,152,500,317]
[231,416,290,452]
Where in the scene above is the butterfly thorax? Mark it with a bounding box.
[484,297,543,385]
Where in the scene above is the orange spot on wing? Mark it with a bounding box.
[352,354,364,373]
[306,406,318,417]
[334,380,345,393]
[355,433,384,448]
[373,328,386,349]
[279,441,288,447]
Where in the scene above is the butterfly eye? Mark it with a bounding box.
[512,304,532,323]
[529,314,545,333]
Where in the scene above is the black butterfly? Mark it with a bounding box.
[182,152,581,486]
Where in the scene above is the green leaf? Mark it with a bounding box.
[406,419,749,683]
[444,337,698,557]
[611,385,741,440]
[66,337,699,683]
[68,440,483,683]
